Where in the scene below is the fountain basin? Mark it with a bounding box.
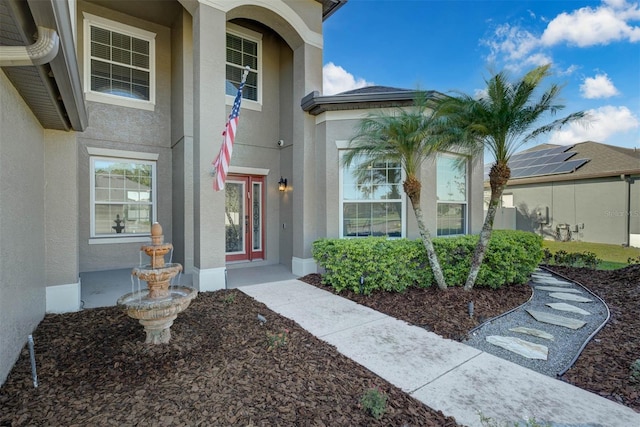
[132,263,183,298]
[117,286,198,344]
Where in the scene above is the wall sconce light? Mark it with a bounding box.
[278,176,287,191]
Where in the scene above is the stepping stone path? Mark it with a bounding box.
[546,302,591,316]
[486,335,548,360]
[509,326,554,341]
[526,309,587,330]
[549,292,593,303]
[481,268,606,373]
[535,286,581,293]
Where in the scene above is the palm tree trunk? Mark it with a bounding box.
[463,189,500,290]
[411,199,447,290]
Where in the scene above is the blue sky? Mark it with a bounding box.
[322,0,640,150]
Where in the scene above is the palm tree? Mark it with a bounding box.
[437,64,586,291]
[343,92,452,290]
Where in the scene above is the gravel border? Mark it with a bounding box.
[463,269,609,377]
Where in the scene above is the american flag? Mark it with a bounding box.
[212,68,249,191]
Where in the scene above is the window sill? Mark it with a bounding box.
[226,94,261,112]
[86,92,155,111]
[89,236,151,245]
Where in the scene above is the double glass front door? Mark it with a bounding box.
[225,175,265,262]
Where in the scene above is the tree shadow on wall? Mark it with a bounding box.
[516,202,555,239]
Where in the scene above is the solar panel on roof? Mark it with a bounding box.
[552,158,589,174]
[484,146,586,181]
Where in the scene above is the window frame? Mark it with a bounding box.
[226,23,262,111]
[83,12,156,111]
[339,151,407,239]
[88,148,158,244]
[436,153,469,237]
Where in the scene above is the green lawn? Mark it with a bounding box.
[542,240,640,270]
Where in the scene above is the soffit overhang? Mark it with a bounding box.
[0,0,87,131]
[301,89,444,115]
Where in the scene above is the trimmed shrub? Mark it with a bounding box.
[312,230,542,293]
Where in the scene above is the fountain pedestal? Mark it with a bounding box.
[117,222,197,344]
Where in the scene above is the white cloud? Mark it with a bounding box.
[483,1,640,70]
[548,105,639,144]
[541,1,640,47]
[484,24,540,64]
[580,73,620,98]
[558,64,580,76]
[322,62,373,95]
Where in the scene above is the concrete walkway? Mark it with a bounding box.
[240,280,640,427]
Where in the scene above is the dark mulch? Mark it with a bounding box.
[0,291,458,426]
[548,265,640,411]
[1,265,638,425]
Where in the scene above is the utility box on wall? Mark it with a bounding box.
[535,206,549,224]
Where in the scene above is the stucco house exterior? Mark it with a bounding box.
[487,141,640,247]
[0,0,483,384]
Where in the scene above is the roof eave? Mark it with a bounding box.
[301,89,442,115]
[483,168,640,188]
[29,0,88,131]
[320,0,348,21]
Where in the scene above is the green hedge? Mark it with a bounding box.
[312,230,542,294]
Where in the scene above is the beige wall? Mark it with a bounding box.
[76,1,174,272]
[510,178,633,245]
[0,70,46,385]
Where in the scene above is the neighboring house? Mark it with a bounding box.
[486,141,640,247]
[0,0,482,385]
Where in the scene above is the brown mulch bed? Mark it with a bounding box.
[0,291,458,426]
[1,265,638,425]
[548,265,640,411]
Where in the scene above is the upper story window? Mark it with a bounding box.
[437,154,468,236]
[89,148,158,242]
[340,153,405,238]
[226,24,261,104]
[83,13,156,110]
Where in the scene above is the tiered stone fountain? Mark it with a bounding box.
[117,222,197,344]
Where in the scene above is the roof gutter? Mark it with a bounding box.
[484,168,640,188]
[0,26,59,66]
[301,89,441,115]
[28,0,88,131]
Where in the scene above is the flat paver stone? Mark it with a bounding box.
[526,309,586,329]
[535,286,582,293]
[509,326,554,340]
[549,292,593,303]
[486,335,548,360]
[533,278,573,286]
[546,302,591,315]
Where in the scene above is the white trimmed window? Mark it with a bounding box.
[340,153,405,238]
[437,154,468,236]
[226,24,261,104]
[89,150,157,240]
[83,13,156,110]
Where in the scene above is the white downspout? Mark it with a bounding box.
[0,26,59,67]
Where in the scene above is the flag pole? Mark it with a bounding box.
[210,65,251,190]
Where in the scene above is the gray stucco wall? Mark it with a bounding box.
[0,71,46,385]
[510,178,633,245]
[171,9,194,271]
[76,1,173,272]
[44,130,79,286]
